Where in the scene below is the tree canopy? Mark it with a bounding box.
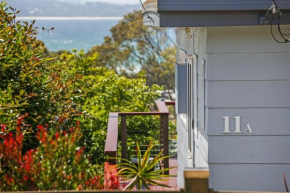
[86,10,176,100]
[0,2,163,162]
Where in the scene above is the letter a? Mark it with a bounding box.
[244,123,253,134]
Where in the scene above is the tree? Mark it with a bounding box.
[0,2,163,164]
[51,51,163,162]
[86,10,176,100]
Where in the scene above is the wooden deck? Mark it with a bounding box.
[104,158,178,191]
[150,158,178,191]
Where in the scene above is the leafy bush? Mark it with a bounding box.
[0,119,105,191]
[1,3,170,184]
[0,2,82,151]
[51,51,162,162]
[1,0,163,164]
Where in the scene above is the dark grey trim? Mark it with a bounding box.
[158,0,290,11]
[176,64,187,114]
[159,11,290,27]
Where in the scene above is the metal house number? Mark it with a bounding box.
[223,116,253,134]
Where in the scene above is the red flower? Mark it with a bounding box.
[16,125,21,133]
[17,116,24,125]
[55,131,59,139]
[37,125,47,143]
[76,120,80,126]
[8,132,13,138]
[16,132,23,144]
[1,124,6,132]
[37,125,45,131]
[67,174,72,181]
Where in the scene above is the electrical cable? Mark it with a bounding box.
[277,14,290,36]
[271,15,287,43]
[266,0,290,43]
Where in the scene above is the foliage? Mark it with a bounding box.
[0,2,81,151]
[0,0,164,165]
[116,141,176,190]
[86,10,176,100]
[45,50,162,162]
[0,1,176,190]
[0,119,106,191]
[0,1,46,126]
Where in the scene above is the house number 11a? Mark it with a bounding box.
[223,116,253,134]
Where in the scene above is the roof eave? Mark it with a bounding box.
[157,10,290,27]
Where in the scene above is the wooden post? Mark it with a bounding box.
[184,169,209,193]
[121,115,127,160]
[160,115,164,151]
[105,113,119,165]
[162,114,169,175]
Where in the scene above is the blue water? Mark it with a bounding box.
[31,19,120,52]
[16,19,176,53]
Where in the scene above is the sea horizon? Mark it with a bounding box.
[15,19,120,51]
[17,16,123,20]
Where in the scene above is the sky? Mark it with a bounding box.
[62,0,140,5]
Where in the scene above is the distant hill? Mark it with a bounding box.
[7,0,141,17]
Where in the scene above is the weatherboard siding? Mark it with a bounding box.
[207,26,290,191]
[207,81,290,108]
[176,115,191,188]
[210,164,290,191]
[177,25,290,191]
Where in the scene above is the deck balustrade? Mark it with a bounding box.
[104,100,175,174]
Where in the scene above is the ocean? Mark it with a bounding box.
[17,17,121,52]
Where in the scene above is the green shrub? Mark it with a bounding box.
[0,0,166,167]
[0,120,104,191]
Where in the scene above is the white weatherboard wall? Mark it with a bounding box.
[207,26,290,191]
[176,25,290,191]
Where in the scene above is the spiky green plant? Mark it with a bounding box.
[116,141,176,190]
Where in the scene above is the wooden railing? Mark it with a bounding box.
[104,100,175,174]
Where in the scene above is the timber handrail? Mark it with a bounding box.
[104,100,175,172]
